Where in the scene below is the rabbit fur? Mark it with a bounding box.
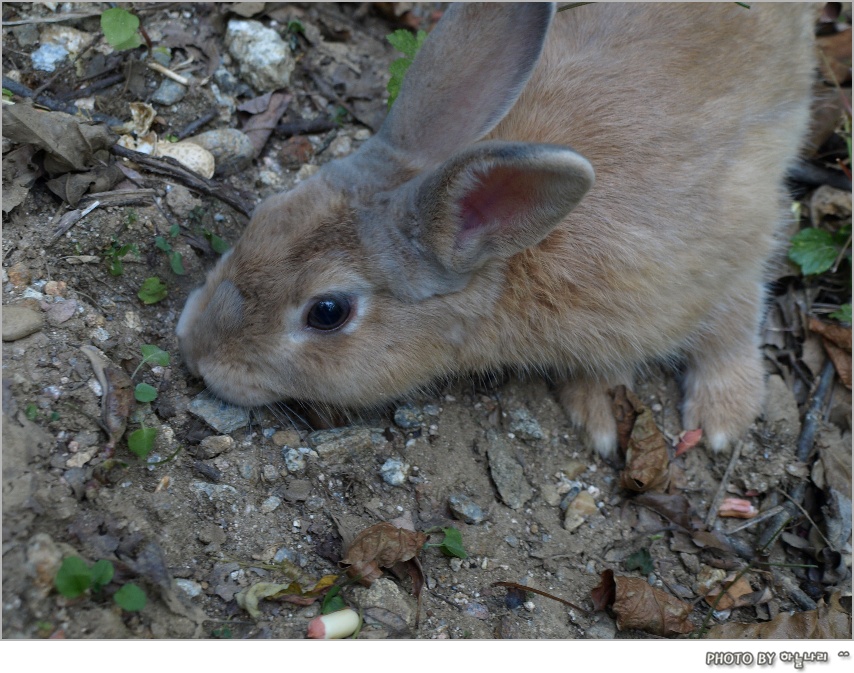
[178,3,816,459]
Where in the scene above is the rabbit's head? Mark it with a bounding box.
[178,3,594,409]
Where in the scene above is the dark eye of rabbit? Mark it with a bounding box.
[306,296,351,331]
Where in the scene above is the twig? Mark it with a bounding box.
[146,61,190,86]
[110,144,253,216]
[491,581,588,614]
[774,486,834,550]
[756,358,837,555]
[177,109,218,140]
[56,73,125,102]
[47,201,100,246]
[704,440,744,529]
[725,505,785,534]
[31,34,101,99]
[276,117,338,138]
[2,76,124,127]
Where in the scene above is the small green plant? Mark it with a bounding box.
[54,556,146,612]
[625,548,654,575]
[25,403,39,421]
[100,7,143,51]
[287,19,305,34]
[426,526,468,559]
[128,425,158,459]
[320,585,346,615]
[385,29,428,108]
[203,229,230,255]
[830,303,851,324]
[131,344,170,403]
[154,225,186,276]
[788,224,851,276]
[105,240,138,277]
[138,276,168,304]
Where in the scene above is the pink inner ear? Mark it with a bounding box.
[459,166,535,233]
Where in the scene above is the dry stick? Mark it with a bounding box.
[110,144,253,217]
[55,73,125,102]
[177,109,218,140]
[275,117,338,138]
[756,358,836,555]
[2,76,124,127]
[705,439,744,529]
[492,581,588,614]
[31,34,101,99]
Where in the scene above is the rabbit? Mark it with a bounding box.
[177,3,816,460]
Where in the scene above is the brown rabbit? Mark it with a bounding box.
[177,3,816,459]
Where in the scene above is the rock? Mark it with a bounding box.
[448,494,485,524]
[151,79,187,105]
[190,481,239,503]
[175,578,203,598]
[587,615,617,639]
[308,426,373,456]
[394,403,423,429]
[45,298,77,325]
[186,128,255,176]
[352,578,416,629]
[272,428,301,447]
[487,434,533,509]
[165,184,203,217]
[283,446,312,472]
[563,491,597,531]
[2,305,44,341]
[507,407,544,441]
[281,478,312,502]
[225,20,295,91]
[187,392,249,433]
[197,435,235,459]
[260,495,282,513]
[539,483,562,507]
[380,458,409,486]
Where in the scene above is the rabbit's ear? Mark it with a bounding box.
[377,3,554,167]
[415,142,594,274]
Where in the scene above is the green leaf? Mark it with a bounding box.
[134,382,158,403]
[625,548,654,575]
[101,8,141,50]
[55,556,92,598]
[439,526,468,559]
[287,19,304,34]
[128,427,157,459]
[90,559,115,592]
[789,228,840,276]
[140,344,170,366]
[169,223,181,238]
[830,303,852,324]
[25,403,39,421]
[114,583,147,612]
[320,585,346,615]
[154,235,172,252]
[138,277,168,304]
[168,251,186,275]
[204,230,230,254]
[386,29,427,58]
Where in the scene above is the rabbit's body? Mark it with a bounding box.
[178,3,816,458]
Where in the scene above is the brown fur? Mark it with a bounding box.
[178,3,816,459]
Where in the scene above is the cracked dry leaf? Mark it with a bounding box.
[704,574,754,611]
[340,522,427,586]
[619,395,670,492]
[706,592,851,639]
[81,345,134,454]
[611,385,641,454]
[2,103,117,175]
[592,569,694,636]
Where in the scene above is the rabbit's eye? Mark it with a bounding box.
[306,296,352,331]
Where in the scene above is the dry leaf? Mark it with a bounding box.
[236,574,339,619]
[619,396,671,492]
[634,492,696,531]
[809,316,852,351]
[592,569,694,636]
[706,592,851,639]
[817,28,852,85]
[824,339,852,390]
[611,385,641,453]
[340,522,427,586]
[81,345,134,455]
[704,574,754,610]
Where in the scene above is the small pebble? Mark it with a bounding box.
[284,447,311,472]
[393,403,423,429]
[448,494,485,524]
[260,496,282,513]
[2,305,44,341]
[380,458,408,486]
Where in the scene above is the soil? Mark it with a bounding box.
[2,3,851,641]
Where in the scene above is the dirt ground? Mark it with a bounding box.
[2,3,851,641]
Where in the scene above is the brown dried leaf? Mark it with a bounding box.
[634,493,696,531]
[241,91,292,157]
[674,428,702,457]
[817,28,852,85]
[81,345,134,454]
[706,592,851,639]
[704,575,754,610]
[2,103,117,175]
[2,144,42,213]
[340,522,427,586]
[824,339,852,390]
[620,400,670,492]
[610,385,641,454]
[593,570,694,636]
[809,316,852,351]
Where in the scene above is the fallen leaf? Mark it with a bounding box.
[340,522,427,586]
[236,574,339,619]
[704,574,754,610]
[634,493,697,531]
[817,28,852,85]
[823,339,852,389]
[241,91,292,157]
[610,385,640,454]
[619,396,670,492]
[592,569,694,636]
[705,592,851,638]
[2,144,42,213]
[81,345,134,455]
[2,103,117,175]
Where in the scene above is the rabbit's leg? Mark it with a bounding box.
[681,286,766,451]
[559,371,632,460]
